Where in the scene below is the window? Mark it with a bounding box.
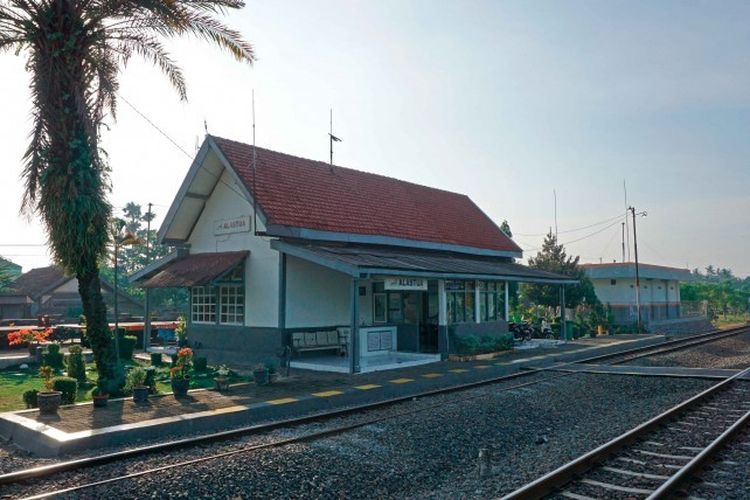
[610,279,617,286]
[446,280,475,324]
[373,293,387,323]
[191,286,216,323]
[479,281,505,322]
[219,284,244,325]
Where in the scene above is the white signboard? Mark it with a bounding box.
[384,277,427,291]
[214,216,251,236]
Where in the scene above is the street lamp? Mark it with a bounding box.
[110,219,142,354]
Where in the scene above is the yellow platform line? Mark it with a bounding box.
[266,397,298,405]
[390,378,415,384]
[474,365,491,369]
[449,368,469,373]
[421,373,443,378]
[354,384,382,391]
[311,390,344,398]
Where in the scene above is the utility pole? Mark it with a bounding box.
[629,206,642,332]
[144,203,153,352]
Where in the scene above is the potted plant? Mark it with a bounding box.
[253,362,269,386]
[92,385,109,408]
[36,365,62,415]
[213,364,230,392]
[170,347,193,398]
[126,366,149,404]
[264,358,278,383]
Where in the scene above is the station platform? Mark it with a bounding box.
[0,334,667,457]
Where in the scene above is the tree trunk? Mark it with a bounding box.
[78,266,122,394]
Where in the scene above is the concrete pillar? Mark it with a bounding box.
[143,288,151,352]
[438,279,448,359]
[350,278,360,373]
[475,280,481,323]
[504,281,510,321]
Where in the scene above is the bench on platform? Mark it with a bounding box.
[291,330,346,357]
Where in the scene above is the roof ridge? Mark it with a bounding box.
[210,135,473,199]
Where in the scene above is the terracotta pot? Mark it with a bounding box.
[93,394,109,408]
[213,376,230,392]
[171,376,190,398]
[37,391,62,415]
[132,386,149,404]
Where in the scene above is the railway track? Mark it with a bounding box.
[577,324,750,365]
[1,326,746,498]
[501,365,750,500]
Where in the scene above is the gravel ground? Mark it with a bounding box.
[626,330,750,370]
[689,430,750,499]
[2,373,714,499]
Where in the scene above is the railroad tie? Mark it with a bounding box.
[579,478,653,495]
[600,466,669,481]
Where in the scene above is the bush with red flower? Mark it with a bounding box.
[7,327,53,346]
[170,347,193,380]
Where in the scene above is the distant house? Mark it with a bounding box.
[0,265,142,322]
[582,263,693,326]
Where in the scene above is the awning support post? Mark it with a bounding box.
[560,285,567,342]
[474,280,480,323]
[350,278,360,373]
[504,281,510,321]
[143,289,151,352]
[438,279,449,359]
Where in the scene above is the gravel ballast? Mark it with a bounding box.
[626,330,750,369]
[3,373,715,499]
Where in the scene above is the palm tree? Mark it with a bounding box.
[0,0,254,392]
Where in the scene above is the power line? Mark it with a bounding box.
[522,219,624,253]
[514,212,626,237]
[118,93,251,204]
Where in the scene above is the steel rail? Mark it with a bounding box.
[646,403,750,499]
[499,365,750,500]
[2,325,746,492]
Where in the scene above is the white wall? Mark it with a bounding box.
[591,278,681,306]
[188,168,279,328]
[285,255,351,328]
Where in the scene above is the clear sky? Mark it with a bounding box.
[1,0,749,275]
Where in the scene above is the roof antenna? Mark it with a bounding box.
[204,119,208,136]
[252,89,259,235]
[328,108,342,170]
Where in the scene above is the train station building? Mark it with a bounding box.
[132,136,574,373]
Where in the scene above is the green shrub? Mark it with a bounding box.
[194,356,208,372]
[144,367,157,394]
[118,335,137,360]
[125,367,147,392]
[455,335,481,355]
[22,389,38,408]
[495,333,514,351]
[66,346,86,383]
[52,376,78,405]
[150,352,163,367]
[42,343,64,369]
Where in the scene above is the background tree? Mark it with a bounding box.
[1,0,254,392]
[523,231,598,308]
[499,219,520,309]
[683,266,750,320]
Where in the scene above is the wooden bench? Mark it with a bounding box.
[291,330,346,357]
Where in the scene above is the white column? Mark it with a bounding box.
[438,279,447,327]
[474,280,481,323]
[504,281,510,321]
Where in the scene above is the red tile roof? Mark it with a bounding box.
[212,137,521,254]
[141,251,249,288]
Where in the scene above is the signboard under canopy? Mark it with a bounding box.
[384,277,428,291]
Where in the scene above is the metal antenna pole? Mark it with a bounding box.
[252,89,258,234]
[621,222,625,263]
[624,180,630,261]
[630,206,642,332]
[330,108,333,166]
[553,189,558,239]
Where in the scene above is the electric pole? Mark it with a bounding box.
[629,206,642,332]
[144,202,153,352]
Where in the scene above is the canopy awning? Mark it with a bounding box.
[138,251,249,288]
[271,241,577,285]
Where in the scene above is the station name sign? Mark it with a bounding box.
[384,277,427,291]
[214,216,251,236]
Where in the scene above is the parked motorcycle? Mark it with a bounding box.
[509,321,533,342]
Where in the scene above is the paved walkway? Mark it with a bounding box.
[0,334,664,456]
